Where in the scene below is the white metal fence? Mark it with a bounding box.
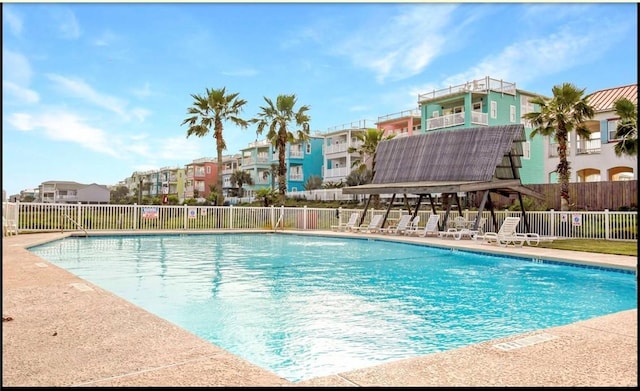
[2,202,637,241]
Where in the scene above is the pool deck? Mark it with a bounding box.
[2,230,637,387]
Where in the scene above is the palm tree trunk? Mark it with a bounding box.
[557,130,571,211]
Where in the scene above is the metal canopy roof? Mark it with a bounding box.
[342,124,543,199]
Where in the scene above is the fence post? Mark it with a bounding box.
[604,209,610,240]
[303,205,308,230]
[271,205,275,229]
[229,205,234,230]
[549,209,555,237]
[133,203,139,230]
[77,202,82,231]
[183,204,188,230]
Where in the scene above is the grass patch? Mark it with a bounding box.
[536,239,637,257]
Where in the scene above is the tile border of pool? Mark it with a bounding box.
[2,231,637,387]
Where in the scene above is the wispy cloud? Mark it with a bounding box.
[333,4,460,83]
[3,82,40,104]
[92,30,118,47]
[3,7,23,36]
[2,49,39,104]
[49,6,81,39]
[7,111,120,157]
[46,74,150,122]
[131,82,153,99]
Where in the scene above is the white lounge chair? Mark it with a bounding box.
[408,214,439,237]
[380,214,412,235]
[517,232,558,246]
[331,212,359,232]
[403,216,421,236]
[3,216,18,236]
[474,216,525,247]
[355,214,384,234]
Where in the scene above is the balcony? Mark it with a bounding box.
[418,76,516,103]
[289,173,303,181]
[324,167,349,179]
[577,138,601,155]
[427,113,465,130]
[290,149,303,158]
[378,109,421,122]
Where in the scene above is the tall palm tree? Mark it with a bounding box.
[230,170,253,197]
[347,128,394,208]
[347,128,395,175]
[181,87,249,205]
[612,97,637,157]
[251,94,311,201]
[523,83,595,211]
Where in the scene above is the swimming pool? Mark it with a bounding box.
[29,233,637,382]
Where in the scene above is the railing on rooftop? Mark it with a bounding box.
[418,76,516,103]
[4,202,636,241]
[378,109,421,123]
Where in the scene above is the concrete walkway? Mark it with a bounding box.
[2,231,637,386]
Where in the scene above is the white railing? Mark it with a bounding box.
[471,111,488,126]
[323,167,350,179]
[3,202,636,241]
[418,76,517,102]
[427,112,465,130]
[577,139,602,155]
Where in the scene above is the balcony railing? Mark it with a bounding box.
[290,150,303,158]
[418,76,516,103]
[324,167,349,179]
[289,174,303,181]
[427,113,465,130]
[378,109,421,122]
[577,139,601,155]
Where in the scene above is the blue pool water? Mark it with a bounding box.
[29,233,637,382]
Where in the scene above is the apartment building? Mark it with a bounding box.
[418,76,543,184]
[320,120,373,185]
[38,180,110,204]
[542,83,637,182]
[184,157,218,199]
[221,154,242,197]
[377,108,422,138]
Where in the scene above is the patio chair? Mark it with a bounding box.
[474,216,524,247]
[403,216,421,236]
[3,216,18,236]
[355,214,384,234]
[331,212,359,232]
[380,214,412,235]
[517,232,558,246]
[408,214,439,237]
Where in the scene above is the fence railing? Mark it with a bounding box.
[2,202,637,241]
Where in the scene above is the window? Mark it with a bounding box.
[306,143,311,154]
[206,166,211,174]
[490,101,497,119]
[472,102,482,111]
[432,111,439,117]
[510,105,516,123]
[522,141,531,160]
[608,119,620,141]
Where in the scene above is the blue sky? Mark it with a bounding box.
[2,2,637,196]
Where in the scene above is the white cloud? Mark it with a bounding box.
[46,74,150,121]
[92,30,118,47]
[3,49,33,86]
[3,7,23,36]
[131,82,152,98]
[2,81,40,104]
[50,7,81,39]
[7,111,119,157]
[333,4,459,83]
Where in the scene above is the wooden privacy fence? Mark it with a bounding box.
[468,180,637,211]
[3,202,637,241]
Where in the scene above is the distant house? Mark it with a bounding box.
[38,181,110,204]
[377,108,422,138]
[320,119,374,185]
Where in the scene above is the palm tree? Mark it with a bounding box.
[347,128,395,175]
[230,170,253,197]
[251,94,311,201]
[523,83,595,211]
[181,87,249,206]
[612,97,637,157]
[347,128,394,208]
